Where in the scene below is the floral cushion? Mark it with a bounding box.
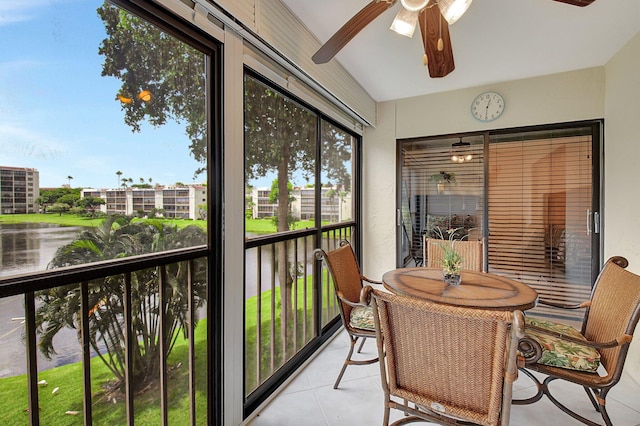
[524,316,600,372]
[349,306,375,331]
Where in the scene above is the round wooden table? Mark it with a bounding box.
[382,267,538,311]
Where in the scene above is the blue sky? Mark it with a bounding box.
[0,1,205,189]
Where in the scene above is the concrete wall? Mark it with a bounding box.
[363,32,640,384]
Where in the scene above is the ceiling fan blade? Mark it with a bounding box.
[419,5,455,78]
[312,0,396,64]
[551,0,596,6]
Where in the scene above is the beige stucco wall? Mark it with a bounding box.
[363,33,640,385]
[363,66,605,277]
[604,31,640,386]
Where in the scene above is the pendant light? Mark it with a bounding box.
[450,138,473,163]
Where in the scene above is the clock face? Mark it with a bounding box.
[471,92,505,122]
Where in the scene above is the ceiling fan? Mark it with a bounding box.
[312,0,596,78]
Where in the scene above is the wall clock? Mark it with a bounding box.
[471,91,505,122]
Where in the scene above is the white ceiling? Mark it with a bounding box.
[280,0,640,102]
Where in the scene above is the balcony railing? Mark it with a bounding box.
[244,223,353,403]
[0,246,210,425]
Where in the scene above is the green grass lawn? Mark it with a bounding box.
[0,319,210,425]
[0,213,106,228]
[0,213,317,235]
[244,272,338,394]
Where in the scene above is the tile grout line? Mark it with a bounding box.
[311,383,333,426]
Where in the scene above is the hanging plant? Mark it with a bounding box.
[429,171,456,183]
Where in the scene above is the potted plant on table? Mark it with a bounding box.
[434,227,464,286]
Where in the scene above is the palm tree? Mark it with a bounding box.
[67,175,73,187]
[36,216,208,394]
[116,170,122,188]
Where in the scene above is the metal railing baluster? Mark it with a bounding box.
[123,272,134,425]
[187,260,196,426]
[80,281,93,425]
[293,238,299,353]
[302,236,308,344]
[270,243,276,373]
[281,241,287,360]
[25,291,39,426]
[256,247,262,383]
[159,265,168,426]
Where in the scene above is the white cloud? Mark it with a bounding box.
[0,123,65,160]
[0,0,74,27]
[0,2,43,26]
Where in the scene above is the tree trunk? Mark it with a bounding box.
[277,153,294,354]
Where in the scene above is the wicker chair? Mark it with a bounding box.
[424,237,484,272]
[314,241,381,389]
[367,287,524,426]
[515,256,640,426]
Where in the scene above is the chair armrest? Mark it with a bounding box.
[336,290,370,308]
[360,285,375,305]
[536,298,590,310]
[361,275,382,285]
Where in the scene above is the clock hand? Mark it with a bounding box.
[485,97,493,120]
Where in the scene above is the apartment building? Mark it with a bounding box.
[249,185,352,222]
[0,166,39,214]
[81,185,207,220]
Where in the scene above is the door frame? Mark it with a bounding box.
[396,120,603,283]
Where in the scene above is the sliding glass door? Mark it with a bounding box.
[398,122,601,322]
[487,125,600,321]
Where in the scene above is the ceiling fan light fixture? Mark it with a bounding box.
[390,8,419,38]
[450,139,473,163]
[437,0,473,25]
[400,0,430,12]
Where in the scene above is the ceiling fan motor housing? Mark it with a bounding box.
[400,0,431,12]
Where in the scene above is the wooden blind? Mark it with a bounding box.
[401,138,484,265]
[488,133,593,322]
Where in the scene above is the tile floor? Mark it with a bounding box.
[246,329,640,426]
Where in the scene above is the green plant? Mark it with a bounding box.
[36,216,208,396]
[429,171,456,183]
[433,227,465,275]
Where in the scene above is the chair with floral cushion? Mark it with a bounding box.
[515,256,640,426]
[314,241,381,389]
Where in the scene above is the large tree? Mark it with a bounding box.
[47,202,70,216]
[38,187,81,212]
[244,76,315,326]
[76,195,106,216]
[244,76,353,331]
[95,1,353,340]
[97,2,207,177]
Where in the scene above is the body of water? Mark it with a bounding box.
[0,223,84,377]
